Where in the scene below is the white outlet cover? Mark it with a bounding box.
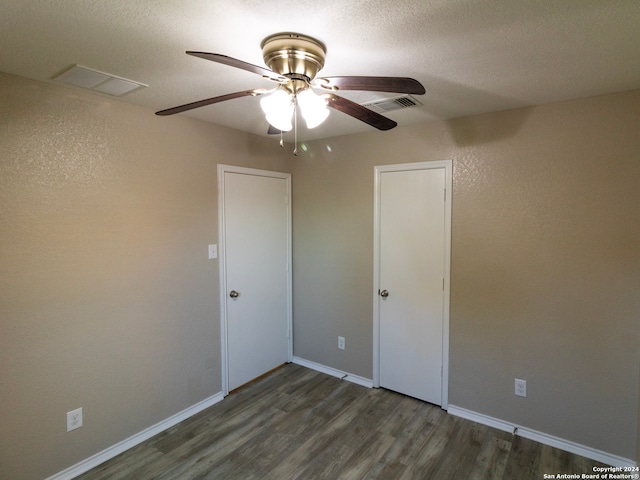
[67,407,83,432]
[208,244,217,259]
[515,378,527,397]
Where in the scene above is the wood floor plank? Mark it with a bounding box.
[539,443,575,478]
[467,430,513,480]
[376,392,423,436]
[76,364,611,480]
[503,434,543,479]
[261,386,384,479]
[334,431,396,479]
[364,401,438,478]
[427,420,487,479]
[397,412,462,479]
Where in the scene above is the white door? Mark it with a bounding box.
[374,161,451,406]
[219,165,291,393]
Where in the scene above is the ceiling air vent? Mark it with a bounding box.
[53,65,147,97]
[361,95,422,114]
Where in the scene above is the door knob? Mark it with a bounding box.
[380,289,389,298]
[229,290,239,298]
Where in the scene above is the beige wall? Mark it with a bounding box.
[1,70,638,478]
[292,90,640,461]
[0,72,291,480]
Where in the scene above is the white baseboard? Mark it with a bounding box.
[47,392,225,480]
[447,405,636,468]
[292,356,373,388]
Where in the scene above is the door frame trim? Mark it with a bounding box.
[372,160,452,408]
[218,164,293,396]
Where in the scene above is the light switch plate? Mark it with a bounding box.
[208,244,217,259]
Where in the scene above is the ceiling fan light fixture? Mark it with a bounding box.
[297,89,329,129]
[260,88,293,132]
[157,31,427,144]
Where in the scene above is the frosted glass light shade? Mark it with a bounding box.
[298,89,329,129]
[260,89,294,131]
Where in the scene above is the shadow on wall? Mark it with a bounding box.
[418,73,535,146]
[445,106,535,146]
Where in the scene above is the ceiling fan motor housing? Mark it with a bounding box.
[261,33,326,81]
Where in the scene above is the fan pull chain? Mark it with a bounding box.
[293,96,299,156]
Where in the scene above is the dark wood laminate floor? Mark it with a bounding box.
[76,363,606,479]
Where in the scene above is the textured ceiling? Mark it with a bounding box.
[2,0,639,141]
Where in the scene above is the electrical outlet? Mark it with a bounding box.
[67,407,83,432]
[515,379,527,397]
[338,336,345,350]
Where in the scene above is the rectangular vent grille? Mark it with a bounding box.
[53,65,147,97]
[362,95,422,113]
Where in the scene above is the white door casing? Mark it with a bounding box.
[218,165,292,395]
[373,161,451,407]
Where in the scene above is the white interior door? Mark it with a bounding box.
[374,162,451,406]
[219,166,291,393]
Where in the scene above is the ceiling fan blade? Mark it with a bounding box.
[317,76,425,95]
[186,52,286,82]
[156,89,261,116]
[326,94,397,131]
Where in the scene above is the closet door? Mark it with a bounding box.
[375,162,450,405]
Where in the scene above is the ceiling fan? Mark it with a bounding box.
[156,33,425,152]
